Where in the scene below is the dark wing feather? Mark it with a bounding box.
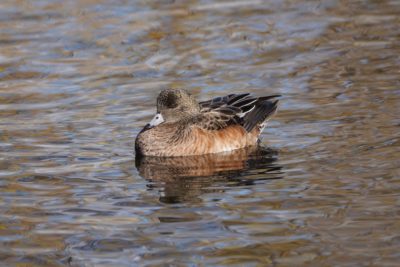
[243,100,279,132]
[195,93,280,132]
[199,93,250,110]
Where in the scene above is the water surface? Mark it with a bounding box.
[0,0,399,266]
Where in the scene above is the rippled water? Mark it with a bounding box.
[1,0,399,266]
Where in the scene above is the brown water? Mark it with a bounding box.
[1,0,399,266]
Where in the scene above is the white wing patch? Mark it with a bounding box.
[237,105,255,118]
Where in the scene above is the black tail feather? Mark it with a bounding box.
[242,99,279,132]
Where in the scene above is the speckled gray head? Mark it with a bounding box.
[151,88,200,123]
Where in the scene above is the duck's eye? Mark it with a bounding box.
[163,93,179,109]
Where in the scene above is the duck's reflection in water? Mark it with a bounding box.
[135,146,283,203]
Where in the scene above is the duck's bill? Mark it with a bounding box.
[149,113,164,127]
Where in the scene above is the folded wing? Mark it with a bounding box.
[195,93,280,132]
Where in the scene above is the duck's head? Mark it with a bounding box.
[148,88,200,127]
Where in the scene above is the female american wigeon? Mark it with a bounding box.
[135,88,280,157]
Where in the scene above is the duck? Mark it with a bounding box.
[135,88,280,157]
